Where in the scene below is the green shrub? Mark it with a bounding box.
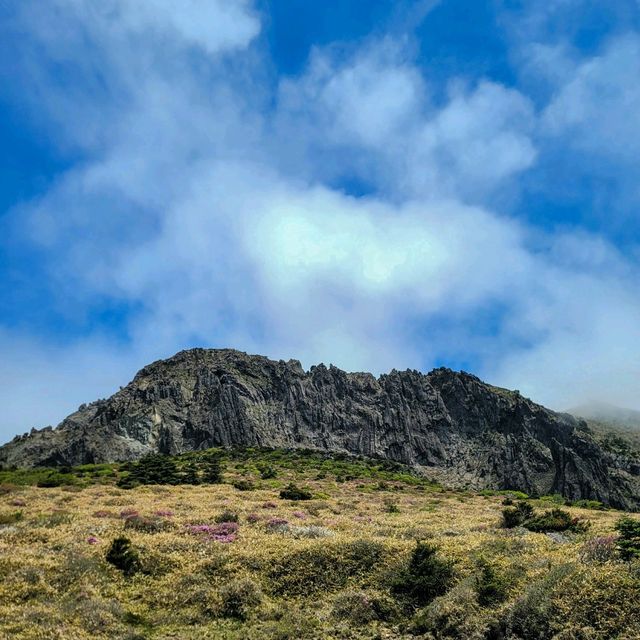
[391,541,454,607]
[525,508,588,533]
[410,583,484,637]
[570,499,605,510]
[182,461,201,485]
[36,472,77,488]
[106,536,141,576]
[505,564,573,640]
[502,501,533,528]
[214,510,239,523]
[615,516,640,560]
[233,478,256,491]
[384,500,401,514]
[117,454,179,488]
[475,558,509,607]
[269,539,386,596]
[36,510,73,527]
[279,483,312,501]
[502,503,587,533]
[203,455,224,484]
[0,510,23,525]
[123,514,167,533]
[217,578,262,620]
[331,590,397,624]
[258,464,277,480]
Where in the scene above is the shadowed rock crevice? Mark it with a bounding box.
[1,348,638,509]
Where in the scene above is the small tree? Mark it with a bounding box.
[502,501,534,528]
[182,461,201,485]
[203,454,224,484]
[279,483,312,500]
[106,536,141,576]
[391,541,454,607]
[475,558,509,607]
[615,516,640,560]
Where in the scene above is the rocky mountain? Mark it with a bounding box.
[1,348,639,509]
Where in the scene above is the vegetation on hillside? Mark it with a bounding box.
[0,448,639,639]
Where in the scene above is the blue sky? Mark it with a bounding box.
[1,0,640,439]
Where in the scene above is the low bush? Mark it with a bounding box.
[502,501,534,528]
[37,510,73,527]
[571,499,605,510]
[580,535,618,564]
[123,514,168,533]
[215,510,239,523]
[288,525,334,539]
[391,541,454,607]
[502,503,588,533]
[410,583,484,638]
[269,539,386,596]
[474,558,509,607]
[258,464,277,479]
[233,479,255,491]
[525,508,589,533]
[36,472,77,488]
[331,590,397,624]
[279,483,312,501]
[217,578,262,620]
[0,510,23,525]
[106,536,141,576]
[504,564,573,640]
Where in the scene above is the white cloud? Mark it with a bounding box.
[542,34,640,162]
[278,45,536,202]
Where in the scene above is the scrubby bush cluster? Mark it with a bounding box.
[279,483,313,500]
[502,501,589,533]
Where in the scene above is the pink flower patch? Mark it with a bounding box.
[154,509,174,517]
[246,513,261,523]
[119,508,139,519]
[266,517,289,530]
[186,522,239,543]
[292,511,307,520]
[261,501,277,509]
[87,536,99,545]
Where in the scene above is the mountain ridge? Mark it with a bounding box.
[1,348,639,509]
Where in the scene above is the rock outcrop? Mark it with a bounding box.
[1,348,638,509]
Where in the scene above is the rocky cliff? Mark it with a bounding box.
[1,348,638,509]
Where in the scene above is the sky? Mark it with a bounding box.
[1,0,640,440]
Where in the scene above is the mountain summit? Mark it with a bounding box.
[1,348,638,509]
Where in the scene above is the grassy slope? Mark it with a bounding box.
[0,449,638,639]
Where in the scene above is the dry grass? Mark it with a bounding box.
[0,456,638,639]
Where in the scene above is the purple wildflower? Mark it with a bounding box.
[119,508,139,519]
[186,521,239,542]
[87,536,99,545]
[292,511,307,520]
[266,517,289,530]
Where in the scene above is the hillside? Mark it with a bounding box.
[1,449,639,639]
[1,348,639,509]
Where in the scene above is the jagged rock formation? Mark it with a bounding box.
[1,348,639,509]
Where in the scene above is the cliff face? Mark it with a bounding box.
[1,348,638,509]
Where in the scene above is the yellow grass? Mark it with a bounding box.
[0,467,638,639]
